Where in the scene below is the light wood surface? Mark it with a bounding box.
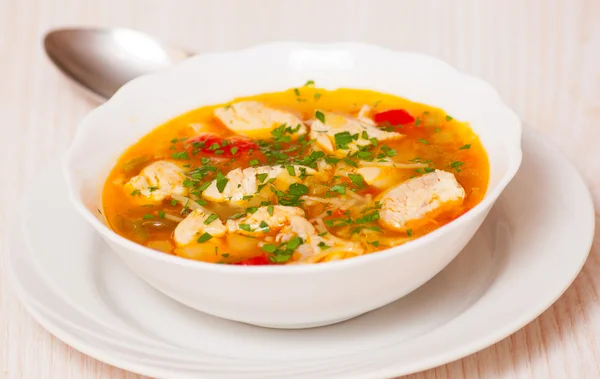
[1,0,599,378]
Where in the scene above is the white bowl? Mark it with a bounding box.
[63,42,522,329]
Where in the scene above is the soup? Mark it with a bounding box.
[102,85,489,265]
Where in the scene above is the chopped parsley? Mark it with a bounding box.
[258,220,270,232]
[415,167,435,174]
[171,151,190,160]
[329,184,346,195]
[262,244,277,253]
[256,173,268,183]
[317,241,330,250]
[407,229,413,237]
[262,235,304,263]
[238,224,252,232]
[315,110,325,123]
[334,131,354,149]
[418,139,429,145]
[215,171,228,193]
[459,144,471,150]
[228,212,246,220]
[380,145,397,157]
[348,173,365,188]
[446,115,453,121]
[196,182,211,191]
[355,210,380,224]
[343,157,358,167]
[197,233,213,243]
[142,214,154,220]
[204,214,219,225]
[450,161,465,172]
[287,183,309,196]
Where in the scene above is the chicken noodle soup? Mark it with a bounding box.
[103,85,489,265]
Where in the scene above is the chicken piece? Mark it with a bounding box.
[202,165,315,205]
[173,209,227,246]
[124,160,186,202]
[356,166,409,189]
[378,170,465,231]
[274,216,365,263]
[214,101,307,139]
[357,104,376,125]
[226,205,305,236]
[310,110,403,157]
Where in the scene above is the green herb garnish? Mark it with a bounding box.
[348,173,365,188]
[171,151,190,160]
[450,161,465,172]
[204,214,219,225]
[215,171,228,193]
[315,110,325,123]
[238,224,252,232]
[197,233,213,243]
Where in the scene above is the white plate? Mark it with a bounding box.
[7,127,595,378]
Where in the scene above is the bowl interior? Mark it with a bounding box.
[63,42,522,245]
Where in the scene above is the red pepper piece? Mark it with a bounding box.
[373,109,415,125]
[232,254,271,266]
[186,133,258,157]
[331,209,346,217]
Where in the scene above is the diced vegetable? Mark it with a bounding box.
[373,109,415,125]
[185,133,258,157]
[231,254,272,265]
[225,233,260,253]
[174,240,223,262]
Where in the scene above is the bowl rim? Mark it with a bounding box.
[62,41,523,274]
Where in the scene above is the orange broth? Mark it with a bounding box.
[102,87,489,265]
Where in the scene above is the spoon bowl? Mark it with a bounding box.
[44,27,192,100]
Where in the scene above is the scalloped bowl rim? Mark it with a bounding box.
[62,41,523,274]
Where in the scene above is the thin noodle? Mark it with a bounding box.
[314,218,328,233]
[358,161,428,168]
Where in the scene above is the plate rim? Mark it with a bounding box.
[6,126,595,378]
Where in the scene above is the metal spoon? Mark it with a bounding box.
[43,27,193,101]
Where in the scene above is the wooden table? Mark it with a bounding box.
[1,0,599,377]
